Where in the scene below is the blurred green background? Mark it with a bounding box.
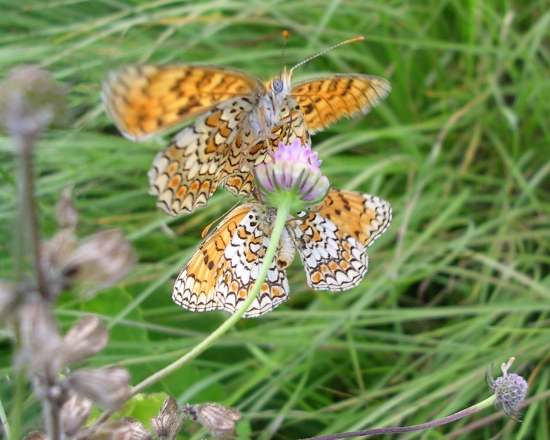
[1,0,549,438]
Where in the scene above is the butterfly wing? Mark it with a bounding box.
[173,203,295,317]
[315,188,392,247]
[288,188,391,291]
[215,224,295,317]
[102,64,264,141]
[312,188,392,247]
[173,205,250,313]
[287,210,367,291]
[148,97,262,215]
[291,74,391,133]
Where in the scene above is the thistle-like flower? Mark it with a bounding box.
[254,139,330,215]
[486,357,528,421]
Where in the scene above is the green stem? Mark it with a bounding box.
[300,396,497,440]
[14,133,62,438]
[7,369,26,440]
[15,133,48,297]
[89,203,290,429]
[42,397,63,440]
[0,392,11,440]
[133,203,289,393]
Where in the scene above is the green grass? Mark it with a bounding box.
[1,0,549,438]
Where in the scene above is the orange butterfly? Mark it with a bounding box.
[173,189,392,317]
[102,38,391,215]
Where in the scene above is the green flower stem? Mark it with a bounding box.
[89,203,290,431]
[14,133,61,439]
[15,134,48,297]
[0,390,11,440]
[300,395,497,440]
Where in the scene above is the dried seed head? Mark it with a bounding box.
[187,403,242,440]
[0,66,67,140]
[60,315,109,367]
[86,421,132,440]
[119,417,154,440]
[56,186,78,230]
[86,418,152,440]
[68,367,131,410]
[59,229,136,297]
[42,229,76,272]
[486,357,528,421]
[23,432,49,440]
[0,280,18,323]
[151,396,181,439]
[41,228,77,298]
[60,392,93,436]
[13,296,62,377]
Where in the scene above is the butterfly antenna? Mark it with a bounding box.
[289,36,364,74]
[280,30,290,75]
[201,218,218,238]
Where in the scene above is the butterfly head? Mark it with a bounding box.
[268,66,293,97]
[270,34,362,96]
[271,77,284,93]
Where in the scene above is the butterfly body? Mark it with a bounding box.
[173,188,392,317]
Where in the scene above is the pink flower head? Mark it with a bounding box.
[254,139,330,213]
[270,139,322,168]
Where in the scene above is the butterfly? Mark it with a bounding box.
[172,188,392,317]
[101,38,391,216]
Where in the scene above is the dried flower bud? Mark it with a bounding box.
[68,367,130,410]
[486,357,528,421]
[60,392,93,436]
[59,229,136,297]
[60,315,109,367]
[187,403,241,440]
[86,421,132,440]
[0,280,18,323]
[151,396,182,439]
[23,432,49,440]
[42,229,76,272]
[121,417,154,440]
[0,66,66,140]
[39,229,77,300]
[86,418,152,440]
[13,296,62,377]
[56,186,78,230]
